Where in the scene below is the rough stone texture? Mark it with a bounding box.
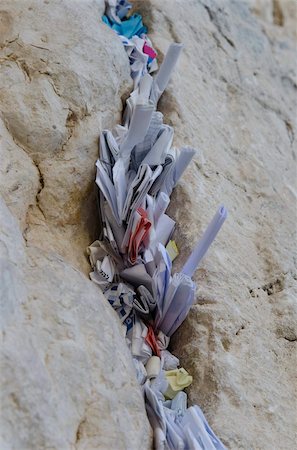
[1,0,296,449]
[0,0,133,274]
[0,1,151,449]
[0,199,151,450]
[143,0,296,448]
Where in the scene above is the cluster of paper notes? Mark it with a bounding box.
[87,1,228,448]
[103,0,158,86]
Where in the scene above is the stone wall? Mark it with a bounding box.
[142,0,296,448]
[0,1,151,449]
[0,0,296,449]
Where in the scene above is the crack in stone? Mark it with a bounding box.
[272,0,284,27]
[203,4,235,49]
[211,31,229,55]
[163,15,180,43]
[29,43,50,51]
[31,160,46,223]
[75,417,86,445]
[2,117,46,237]
[1,53,32,81]
[3,118,47,227]
[0,34,20,50]
[235,325,245,336]
[218,171,248,193]
[2,117,29,155]
[283,336,297,342]
[60,108,77,151]
[285,120,294,145]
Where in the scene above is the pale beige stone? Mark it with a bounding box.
[145,0,297,448]
[247,0,297,38]
[0,0,132,272]
[0,196,151,450]
[0,1,150,449]
[0,118,40,231]
[1,0,296,448]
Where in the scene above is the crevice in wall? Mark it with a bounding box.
[75,417,86,445]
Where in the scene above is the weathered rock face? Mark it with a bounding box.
[0,0,133,274]
[1,0,296,449]
[142,0,296,448]
[0,199,151,450]
[0,1,151,449]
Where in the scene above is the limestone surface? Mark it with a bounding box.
[0,199,151,450]
[1,0,296,449]
[0,1,151,449]
[142,0,297,448]
[0,0,132,274]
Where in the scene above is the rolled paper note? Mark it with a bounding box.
[173,146,196,186]
[145,356,161,379]
[181,205,227,278]
[120,102,154,158]
[154,43,183,94]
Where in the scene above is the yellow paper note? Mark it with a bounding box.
[166,240,179,262]
[164,368,193,399]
